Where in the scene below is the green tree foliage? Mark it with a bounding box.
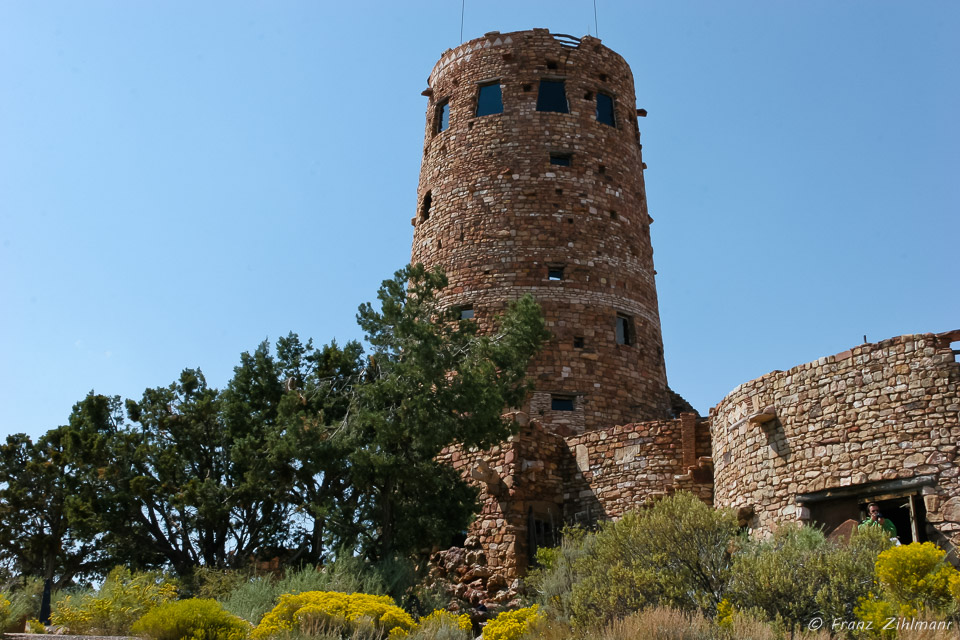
[0,424,106,590]
[342,264,548,560]
[0,264,547,581]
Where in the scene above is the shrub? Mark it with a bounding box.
[727,524,828,630]
[0,595,13,630]
[525,526,593,623]
[482,605,542,640]
[25,618,46,633]
[566,492,739,627]
[599,607,714,640]
[406,610,472,640]
[131,598,250,640]
[251,590,415,640]
[50,567,177,635]
[220,555,417,625]
[874,542,958,612]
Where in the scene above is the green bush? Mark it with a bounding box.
[0,594,12,630]
[1,577,46,631]
[50,567,177,635]
[525,526,594,623]
[564,492,740,627]
[728,524,889,633]
[131,598,250,640]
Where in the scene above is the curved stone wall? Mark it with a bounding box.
[411,29,670,431]
[712,330,960,545]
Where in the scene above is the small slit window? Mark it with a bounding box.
[616,313,634,345]
[537,80,569,113]
[435,99,450,133]
[548,266,564,281]
[460,305,474,320]
[597,93,616,127]
[550,153,572,167]
[476,82,503,117]
[420,191,432,221]
[551,395,575,411]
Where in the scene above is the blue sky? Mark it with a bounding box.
[2,1,957,441]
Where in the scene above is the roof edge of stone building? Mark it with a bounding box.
[427,28,627,86]
[713,329,960,411]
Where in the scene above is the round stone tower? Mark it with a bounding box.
[411,29,670,433]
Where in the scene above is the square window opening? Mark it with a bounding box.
[550,153,572,167]
[551,395,575,411]
[573,336,585,349]
[460,305,475,320]
[616,314,634,345]
[476,82,503,117]
[435,99,450,133]
[548,266,564,281]
[537,80,569,113]
[597,93,616,127]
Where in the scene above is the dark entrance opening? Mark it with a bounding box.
[799,477,933,544]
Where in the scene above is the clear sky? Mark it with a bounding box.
[2,1,957,441]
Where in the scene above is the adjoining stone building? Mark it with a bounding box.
[409,29,960,606]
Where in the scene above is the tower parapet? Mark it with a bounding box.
[412,29,670,432]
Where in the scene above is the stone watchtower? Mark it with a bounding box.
[412,29,671,433]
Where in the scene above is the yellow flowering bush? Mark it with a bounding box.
[715,598,734,629]
[874,542,957,611]
[131,598,250,640]
[482,605,542,640]
[251,591,415,639]
[0,595,12,629]
[404,609,472,639]
[50,567,178,635]
[855,596,916,639]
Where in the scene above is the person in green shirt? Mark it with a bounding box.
[859,502,898,539]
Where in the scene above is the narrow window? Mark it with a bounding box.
[548,266,564,281]
[435,99,450,133]
[551,395,575,411]
[616,314,633,345]
[420,191,432,221]
[573,336,585,349]
[597,93,616,127]
[550,153,572,167]
[460,305,474,320]
[476,82,503,116]
[537,80,568,113]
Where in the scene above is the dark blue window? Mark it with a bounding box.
[536,80,568,113]
[476,83,503,116]
[550,153,572,166]
[436,100,450,133]
[597,93,616,126]
[551,396,575,411]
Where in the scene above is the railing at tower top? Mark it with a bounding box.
[551,33,581,49]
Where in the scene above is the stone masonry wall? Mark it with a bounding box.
[712,330,960,544]
[411,29,671,432]
[436,416,567,584]
[563,414,713,521]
